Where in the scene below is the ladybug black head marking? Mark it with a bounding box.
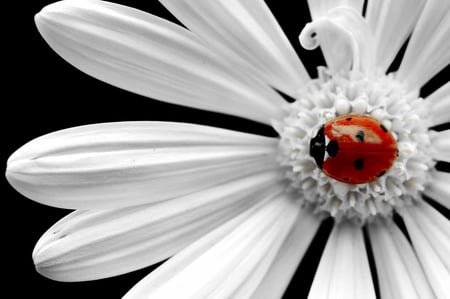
[310,126,325,169]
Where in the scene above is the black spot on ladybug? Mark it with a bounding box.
[326,140,339,157]
[380,124,388,132]
[355,130,365,142]
[346,117,352,121]
[354,158,364,170]
[343,177,349,181]
[377,170,386,177]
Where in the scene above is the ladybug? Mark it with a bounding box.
[310,115,398,184]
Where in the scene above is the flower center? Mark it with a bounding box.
[275,68,435,223]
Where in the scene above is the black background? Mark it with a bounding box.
[3,1,448,298]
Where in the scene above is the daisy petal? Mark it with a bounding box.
[425,82,450,127]
[430,130,450,162]
[307,0,364,19]
[125,192,300,299]
[308,222,376,299]
[159,0,309,97]
[35,0,285,124]
[366,0,426,73]
[368,219,434,299]
[249,206,321,299]
[396,1,450,89]
[32,171,284,282]
[123,194,263,299]
[299,6,374,74]
[423,170,450,210]
[6,122,279,209]
[399,202,450,299]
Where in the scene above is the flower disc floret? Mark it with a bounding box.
[277,67,435,223]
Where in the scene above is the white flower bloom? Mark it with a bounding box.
[6,0,450,298]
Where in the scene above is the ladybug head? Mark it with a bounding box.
[310,125,340,170]
[309,126,325,169]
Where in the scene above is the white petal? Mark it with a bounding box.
[430,130,450,162]
[396,1,450,90]
[124,196,259,299]
[424,170,450,209]
[124,193,300,299]
[399,202,450,299]
[426,81,450,127]
[299,7,374,74]
[159,0,309,97]
[368,219,434,299]
[308,222,376,299]
[32,171,284,282]
[6,122,279,209]
[35,0,285,124]
[249,206,321,299]
[307,0,364,19]
[366,0,426,73]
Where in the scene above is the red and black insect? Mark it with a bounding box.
[310,115,398,184]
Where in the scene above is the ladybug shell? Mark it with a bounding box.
[312,115,398,184]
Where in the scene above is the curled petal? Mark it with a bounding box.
[6,122,279,209]
[299,7,374,74]
[307,0,364,19]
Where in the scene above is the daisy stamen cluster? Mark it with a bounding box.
[277,67,435,222]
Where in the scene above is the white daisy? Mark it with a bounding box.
[6,0,450,298]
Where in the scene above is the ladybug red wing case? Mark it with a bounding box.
[311,115,398,184]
